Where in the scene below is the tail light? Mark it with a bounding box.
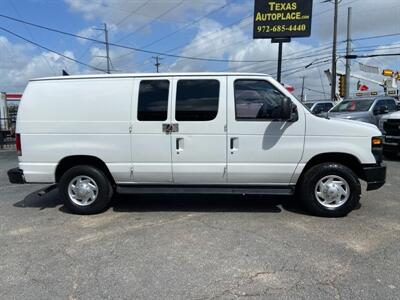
[16,133,22,156]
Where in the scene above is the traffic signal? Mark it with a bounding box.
[382,69,394,77]
[338,75,346,98]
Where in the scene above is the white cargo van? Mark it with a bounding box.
[8,73,386,217]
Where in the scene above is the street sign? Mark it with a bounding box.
[253,0,313,39]
[355,91,379,97]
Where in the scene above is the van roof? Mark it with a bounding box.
[31,72,271,82]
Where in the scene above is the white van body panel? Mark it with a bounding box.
[289,115,381,184]
[17,78,133,183]
[131,77,173,184]
[16,73,381,186]
[170,76,227,184]
[227,76,306,185]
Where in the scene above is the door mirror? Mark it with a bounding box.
[281,97,297,121]
[380,105,389,114]
[374,105,389,115]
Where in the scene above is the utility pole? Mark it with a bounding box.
[152,56,163,73]
[277,42,283,83]
[94,23,111,73]
[104,23,110,74]
[345,7,352,98]
[300,76,306,102]
[330,0,339,101]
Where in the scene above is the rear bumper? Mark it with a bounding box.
[7,168,25,184]
[363,163,386,191]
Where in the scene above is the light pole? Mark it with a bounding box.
[345,7,352,98]
[331,0,339,101]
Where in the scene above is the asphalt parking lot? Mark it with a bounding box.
[1,150,400,300]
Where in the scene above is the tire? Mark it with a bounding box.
[59,165,113,214]
[299,163,361,218]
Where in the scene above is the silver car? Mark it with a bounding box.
[304,101,334,115]
[328,97,398,127]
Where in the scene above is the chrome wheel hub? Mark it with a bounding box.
[68,176,98,206]
[315,175,350,209]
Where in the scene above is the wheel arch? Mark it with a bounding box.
[297,153,365,186]
[55,155,115,185]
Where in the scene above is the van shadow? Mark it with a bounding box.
[112,193,300,214]
[262,121,292,150]
[13,186,309,215]
[13,188,62,210]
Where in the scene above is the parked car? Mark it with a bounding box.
[8,72,386,217]
[328,97,398,127]
[303,101,334,115]
[379,111,400,158]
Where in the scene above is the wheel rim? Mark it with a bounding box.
[68,176,98,206]
[314,175,350,209]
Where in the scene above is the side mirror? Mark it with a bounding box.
[373,106,388,115]
[281,97,297,121]
[379,105,389,114]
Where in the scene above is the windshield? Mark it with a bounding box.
[330,100,374,112]
[304,103,314,109]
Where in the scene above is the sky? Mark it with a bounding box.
[0,0,399,99]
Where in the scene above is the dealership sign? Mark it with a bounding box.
[253,0,313,39]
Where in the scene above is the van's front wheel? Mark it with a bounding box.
[59,165,113,214]
[299,163,361,217]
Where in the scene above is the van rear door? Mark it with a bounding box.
[170,76,227,184]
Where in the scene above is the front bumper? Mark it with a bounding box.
[7,168,25,184]
[363,163,386,191]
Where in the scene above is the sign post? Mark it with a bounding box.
[253,0,313,82]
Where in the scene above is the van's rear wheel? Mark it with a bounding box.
[59,165,113,214]
[299,163,361,217]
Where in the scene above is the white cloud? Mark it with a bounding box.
[3,0,398,98]
[0,36,80,91]
[169,18,247,72]
[76,27,98,44]
[89,45,136,73]
[76,23,119,44]
[312,0,400,41]
[65,0,229,31]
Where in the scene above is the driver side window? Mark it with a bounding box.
[374,100,386,111]
[234,80,288,121]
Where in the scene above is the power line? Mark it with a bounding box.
[0,14,293,63]
[8,0,57,75]
[140,1,233,49]
[115,0,186,43]
[141,2,332,66]
[344,53,400,59]
[115,1,149,27]
[0,26,107,73]
[2,13,399,67]
[352,33,400,42]
[112,4,249,66]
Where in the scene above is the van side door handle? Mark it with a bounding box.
[230,137,239,154]
[176,137,184,154]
